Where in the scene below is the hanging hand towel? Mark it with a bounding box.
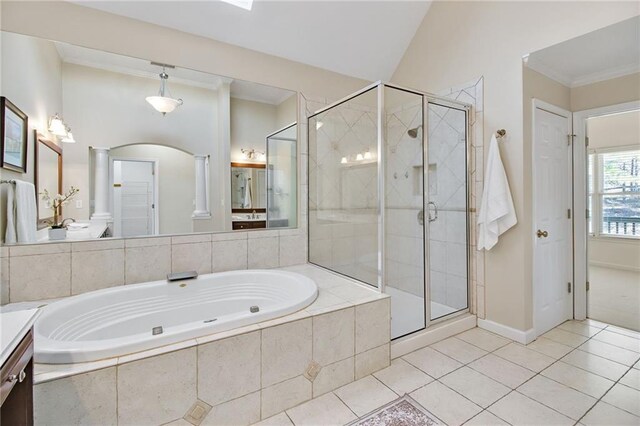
[477,135,517,250]
[243,176,252,209]
[5,180,37,244]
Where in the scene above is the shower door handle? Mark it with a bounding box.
[417,210,424,226]
[428,202,438,222]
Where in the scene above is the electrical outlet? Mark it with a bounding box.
[76,200,82,209]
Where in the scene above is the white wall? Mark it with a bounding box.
[61,63,220,226]
[587,110,640,271]
[109,144,195,235]
[276,95,297,129]
[0,32,62,239]
[392,1,640,331]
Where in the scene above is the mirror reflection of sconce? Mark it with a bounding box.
[241,148,265,161]
[48,114,77,143]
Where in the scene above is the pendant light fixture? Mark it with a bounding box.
[146,63,183,115]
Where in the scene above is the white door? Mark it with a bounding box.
[533,104,573,336]
[113,160,155,237]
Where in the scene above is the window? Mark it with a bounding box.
[588,148,640,238]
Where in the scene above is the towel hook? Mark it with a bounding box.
[496,129,507,139]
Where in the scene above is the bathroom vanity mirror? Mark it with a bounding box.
[231,162,267,230]
[0,30,298,243]
[35,132,62,228]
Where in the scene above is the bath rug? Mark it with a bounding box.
[348,394,444,426]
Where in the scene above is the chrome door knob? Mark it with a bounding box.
[536,229,549,238]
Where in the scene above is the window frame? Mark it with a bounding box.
[588,144,640,240]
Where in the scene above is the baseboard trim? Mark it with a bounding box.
[588,261,640,273]
[391,314,476,358]
[478,318,536,344]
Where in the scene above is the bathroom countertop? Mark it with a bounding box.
[0,308,40,366]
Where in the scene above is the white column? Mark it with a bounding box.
[192,154,211,218]
[91,147,112,221]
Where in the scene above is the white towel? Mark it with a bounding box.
[5,180,37,244]
[477,135,517,250]
[242,176,252,209]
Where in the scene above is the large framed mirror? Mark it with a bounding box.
[34,131,62,229]
[1,30,298,244]
[231,162,266,230]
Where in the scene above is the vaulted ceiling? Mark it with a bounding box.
[71,0,432,81]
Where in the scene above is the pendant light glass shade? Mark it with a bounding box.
[146,69,183,115]
[61,128,76,143]
[48,114,67,136]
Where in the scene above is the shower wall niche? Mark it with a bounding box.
[308,83,471,339]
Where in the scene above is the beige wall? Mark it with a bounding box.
[392,1,639,332]
[572,72,640,112]
[230,98,278,163]
[0,31,63,239]
[276,95,298,129]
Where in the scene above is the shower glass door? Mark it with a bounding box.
[266,123,297,229]
[426,102,469,320]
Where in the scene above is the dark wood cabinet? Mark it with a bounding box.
[232,220,266,230]
[1,330,34,426]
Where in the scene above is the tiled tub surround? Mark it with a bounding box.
[30,264,391,426]
[0,228,307,304]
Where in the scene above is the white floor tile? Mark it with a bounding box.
[463,411,510,426]
[410,381,482,426]
[517,375,597,420]
[402,346,462,378]
[286,392,356,426]
[455,328,511,352]
[541,361,614,398]
[587,266,640,331]
[334,376,397,417]
[431,337,488,364]
[372,358,433,395]
[593,330,640,353]
[440,366,510,408]
[488,391,573,426]
[581,401,640,426]
[526,337,574,359]
[468,353,536,388]
[494,343,555,372]
[606,325,640,340]
[581,319,608,329]
[579,339,640,366]
[602,383,640,416]
[561,349,629,381]
[620,368,640,391]
[251,413,294,426]
[543,328,589,347]
[557,321,602,337]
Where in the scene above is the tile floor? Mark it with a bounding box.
[253,319,640,426]
[588,266,640,331]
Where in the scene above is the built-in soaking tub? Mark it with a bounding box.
[35,269,317,364]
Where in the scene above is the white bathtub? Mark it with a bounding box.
[35,270,317,364]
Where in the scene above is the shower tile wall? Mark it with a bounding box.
[308,90,379,286]
[385,99,424,298]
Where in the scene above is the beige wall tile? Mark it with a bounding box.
[212,232,247,242]
[212,239,248,272]
[34,367,117,426]
[202,391,261,426]
[262,318,312,387]
[118,348,197,426]
[0,246,9,257]
[172,234,212,244]
[312,357,354,398]
[10,253,70,301]
[261,376,312,420]
[71,249,124,295]
[125,236,172,248]
[279,234,307,267]
[355,344,390,380]
[71,239,124,252]
[198,331,261,406]
[1,257,9,304]
[10,242,69,257]
[313,307,354,366]
[126,244,171,284]
[355,299,390,353]
[172,242,212,274]
[248,236,279,269]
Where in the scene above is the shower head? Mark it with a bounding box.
[407,125,423,139]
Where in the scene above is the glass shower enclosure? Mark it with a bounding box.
[308,83,470,339]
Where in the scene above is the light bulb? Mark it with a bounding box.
[341,157,347,164]
[364,151,372,160]
[316,121,324,130]
[356,153,364,161]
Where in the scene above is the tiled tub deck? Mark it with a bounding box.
[29,264,391,425]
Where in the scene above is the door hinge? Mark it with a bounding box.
[568,282,572,293]
[152,203,155,209]
[585,136,590,147]
[586,281,590,291]
[567,209,571,219]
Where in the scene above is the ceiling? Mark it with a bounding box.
[525,16,640,88]
[70,0,432,81]
[56,41,295,105]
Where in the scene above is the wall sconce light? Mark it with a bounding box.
[364,150,372,160]
[48,114,67,137]
[341,157,348,164]
[61,127,76,143]
[241,148,265,161]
